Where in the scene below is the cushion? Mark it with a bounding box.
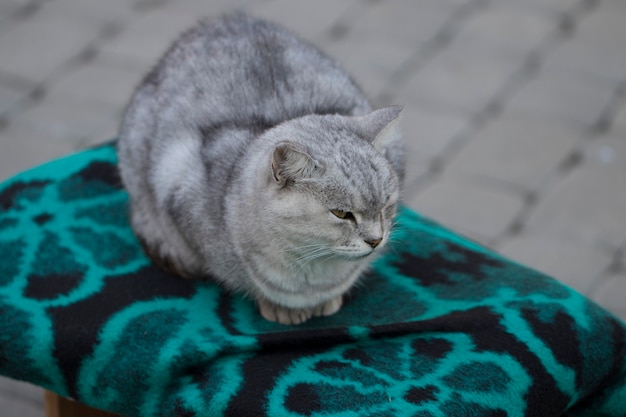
[0,142,625,417]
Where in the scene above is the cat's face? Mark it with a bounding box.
[265,107,403,262]
[321,181,399,259]
[269,155,399,261]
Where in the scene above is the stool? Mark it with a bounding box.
[45,390,119,417]
[1,143,625,416]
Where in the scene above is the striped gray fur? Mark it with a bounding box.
[117,14,404,325]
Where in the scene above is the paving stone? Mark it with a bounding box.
[0,4,19,25]
[503,72,617,128]
[407,176,525,244]
[39,0,138,23]
[610,100,626,134]
[446,112,582,191]
[401,42,526,115]
[524,164,626,250]
[0,6,107,84]
[378,0,474,11]
[0,377,43,407]
[497,232,613,295]
[575,5,626,49]
[596,0,626,15]
[345,1,451,48]
[97,7,204,67]
[0,395,43,417]
[0,0,33,21]
[0,0,31,8]
[401,104,471,159]
[403,153,432,192]
[323,38,415,98]
[0,377,43,417]
[0,122,77,182]
[426,0,475,7]
[9,93,120,145]
[591,272,626,321]
[177,0,258,15]
[247,0,359,41]
[541,37,626,82]
[451,5,558,54]
[582,133,626,172]
[498,0,585,14]
[0,80,30,116]
[42,58,144,110]
[319,2,455,98]
[88,50,154,77]
[169,0,256,15]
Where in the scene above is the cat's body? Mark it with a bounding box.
[118,14,404,324]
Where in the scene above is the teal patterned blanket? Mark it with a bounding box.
[0,143,625,417]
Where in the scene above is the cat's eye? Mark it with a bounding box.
[330,209,355,221]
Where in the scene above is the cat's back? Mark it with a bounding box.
[130,13,370,132]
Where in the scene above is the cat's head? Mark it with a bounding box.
[263,106,403,261]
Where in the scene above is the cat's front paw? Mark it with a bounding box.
[137,235,198,279]
[258,299,313,325]
[258,296,343,325]
[311,295,343,317]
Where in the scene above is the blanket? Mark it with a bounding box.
[0,142,624,417]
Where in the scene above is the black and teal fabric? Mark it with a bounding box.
[0,142,625,417]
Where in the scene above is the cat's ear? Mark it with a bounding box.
[358,106,403,154]
[271,142,320,186]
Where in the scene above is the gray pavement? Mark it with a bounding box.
[1,0,626,415]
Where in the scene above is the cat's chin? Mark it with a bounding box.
[333,247,376,260]
[349,252,374,260]
[258,296,343,325]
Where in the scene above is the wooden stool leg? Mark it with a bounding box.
[45,390,122,417]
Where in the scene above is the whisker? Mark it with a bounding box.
[288,244,335,271]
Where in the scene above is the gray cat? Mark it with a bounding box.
[117,14,404,325]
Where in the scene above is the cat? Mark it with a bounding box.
[117,13,404,325]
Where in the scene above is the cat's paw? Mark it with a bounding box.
[258,299,313,325]
[137,235,197,279]
[311,295,343,317]
[258,296,343,325]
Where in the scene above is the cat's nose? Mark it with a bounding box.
[365,238,382,249]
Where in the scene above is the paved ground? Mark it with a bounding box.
[1,0,625,415]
